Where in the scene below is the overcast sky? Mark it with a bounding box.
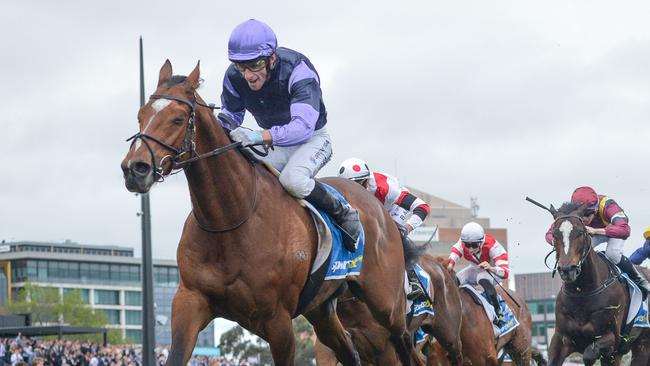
[2,1,649,285]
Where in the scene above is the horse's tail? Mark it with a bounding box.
[530,346,547,366]
[398,224,429,268]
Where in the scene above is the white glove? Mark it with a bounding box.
[230,127,263,146]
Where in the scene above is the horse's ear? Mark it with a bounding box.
[185,61,201,90]
[572,202,590,217]
[549,204,560,219]
[158,60,173,87]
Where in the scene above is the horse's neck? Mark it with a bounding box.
[184,103,254,229]
[570,250,610,292]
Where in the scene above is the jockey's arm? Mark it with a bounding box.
[545,222,555,245]
[604,212,630,239]
[267,63,321,146]
[220,70,246,128]
[489,241,510,280]
[395,191,431,233]
[448,241,463,271]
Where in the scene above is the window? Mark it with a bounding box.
[63,288,90,304]
[94,290,119,305]
[124,291,141,306]
[100,309,120,325]
[125,329,142,344]
[125,310,142,325]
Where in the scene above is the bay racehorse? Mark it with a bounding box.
[547,202,650,366]
[427,257,541,366]
[120,60,418,365]
[314,254,463,365]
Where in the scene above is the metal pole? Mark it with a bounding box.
[139,36,156,366]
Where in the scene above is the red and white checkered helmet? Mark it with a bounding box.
[338,158,371,181]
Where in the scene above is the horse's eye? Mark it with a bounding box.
[173,117,185,125]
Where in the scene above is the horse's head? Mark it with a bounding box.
[550,202,592,283]
[121,60,201,193]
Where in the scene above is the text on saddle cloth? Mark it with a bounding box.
[301,183,365,281]
[410,263,434,317]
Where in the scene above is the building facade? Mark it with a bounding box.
[406,188,508,271]
[514,271,562,346]
[0,240,214,346]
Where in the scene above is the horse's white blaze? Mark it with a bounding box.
[559,220,574,255]
[135,99,172,153]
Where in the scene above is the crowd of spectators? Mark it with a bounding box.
[0,336,256,366]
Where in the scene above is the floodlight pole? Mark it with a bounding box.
[139,36,156,366]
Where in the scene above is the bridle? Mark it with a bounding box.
[553,214,592,280]
[126,94,243,180]
[125,93,257,232]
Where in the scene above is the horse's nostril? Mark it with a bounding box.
[132,162,151,177]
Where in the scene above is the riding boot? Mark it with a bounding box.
[479,278,503,324]
[617,255,650,300]
[305,181,361,252]
[406,268,427,301]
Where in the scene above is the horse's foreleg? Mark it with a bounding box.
[630,331,650,366]
[304,299,360,366]
[314,338,339,366]
[165,288,213,366]
[352,279,414,366]
[547,333,575,366]
[583,332,616,366]
[428,319,462,366]
[258,311,296,366]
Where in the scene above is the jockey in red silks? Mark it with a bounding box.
[448,222,509,322]
[338,158,431,301]
[545,186,650,298]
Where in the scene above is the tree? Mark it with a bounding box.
[218,316,315,364]
[1,282,127,344]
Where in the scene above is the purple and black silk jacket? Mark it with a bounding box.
[220,47,327,147]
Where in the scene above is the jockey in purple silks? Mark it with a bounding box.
[219,19,361,250]
[546,186,650,299]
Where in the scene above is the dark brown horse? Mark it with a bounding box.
[314,254,463,366]
[547,202,650,366]
[120,61,417,366]
[426,258,539,366]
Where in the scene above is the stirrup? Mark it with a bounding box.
[407,283,426,301]
[407,288,425,301]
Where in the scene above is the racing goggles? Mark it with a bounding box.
[233,58,268,73]
[463,240,483,249]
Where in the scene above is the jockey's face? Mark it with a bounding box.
[463,241,482,254]
[236,54,276,91]
[582,209,595,225]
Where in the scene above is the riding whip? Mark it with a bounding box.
[525,196,553,214]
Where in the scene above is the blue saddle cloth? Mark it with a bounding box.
[412,264,434,317]
[318,184,365,280]
[489,293,519,337]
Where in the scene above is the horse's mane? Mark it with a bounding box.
[428,255,452,269]
[165,75,187,87]
[557,201,584,215]
[400,225,429,268]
